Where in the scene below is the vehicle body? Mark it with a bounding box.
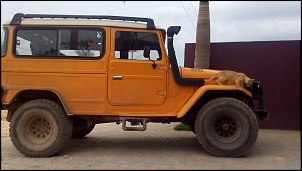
[1,13,269,158]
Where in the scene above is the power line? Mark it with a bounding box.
[6,1,37,13]
[180,1,196,29]
[189,1,217,42]
[190,1,198,17]
[210,28,217,42]
[1,3,19,13]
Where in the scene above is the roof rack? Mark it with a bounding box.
[10,13,156,29]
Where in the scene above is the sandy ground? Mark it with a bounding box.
[1,110,301,170]
[1,110,9,137]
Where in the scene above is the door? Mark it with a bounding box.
[108,29,167,106]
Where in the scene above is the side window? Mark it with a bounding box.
[1,27,8,57]
[15,29,57,56]
[15,28,104,58]
[59,29,103,57]
[115,31,161,61]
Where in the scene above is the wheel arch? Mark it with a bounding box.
[5,89,69,121]
[178,85,252,119]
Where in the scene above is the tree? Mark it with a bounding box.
[194,1,210,69]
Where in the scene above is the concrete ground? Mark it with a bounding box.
[1,110,301,170]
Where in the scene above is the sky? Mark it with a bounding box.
[1,1,301,66]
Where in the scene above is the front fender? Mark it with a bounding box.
[176,85,252,118]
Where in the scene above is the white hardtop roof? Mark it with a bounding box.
[4,18,163,29]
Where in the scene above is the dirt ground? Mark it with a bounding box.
[1,110,301,170]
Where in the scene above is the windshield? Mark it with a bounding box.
[1,27,8,57]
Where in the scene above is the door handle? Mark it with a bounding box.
[112,76,123,80]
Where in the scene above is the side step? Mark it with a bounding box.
[121,118,147,131]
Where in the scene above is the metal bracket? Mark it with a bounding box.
[122,118,147,131]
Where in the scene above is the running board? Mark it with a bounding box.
[122,118,147,131]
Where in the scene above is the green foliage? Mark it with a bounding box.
[173,123,192,131]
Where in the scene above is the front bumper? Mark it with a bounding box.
[247,81,269,120]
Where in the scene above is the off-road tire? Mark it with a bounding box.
[9,99,73,157]
[195,97,258,157]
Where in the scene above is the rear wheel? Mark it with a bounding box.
[195,97,258,157]
[9,99,73,157]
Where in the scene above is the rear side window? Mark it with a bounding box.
[14,28,104,58]
[1,27,8,57]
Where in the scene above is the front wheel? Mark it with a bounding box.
[195,97,258,157]
[9,99,73,157]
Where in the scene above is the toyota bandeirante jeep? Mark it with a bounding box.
[1,13,269,158]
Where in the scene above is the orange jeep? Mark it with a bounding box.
[1,13,269,158]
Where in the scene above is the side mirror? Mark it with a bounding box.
[143,46,157,69]
[143,46,150,59]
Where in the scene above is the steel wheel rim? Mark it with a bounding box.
[25,116,53,144]
[211,114,242,144]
